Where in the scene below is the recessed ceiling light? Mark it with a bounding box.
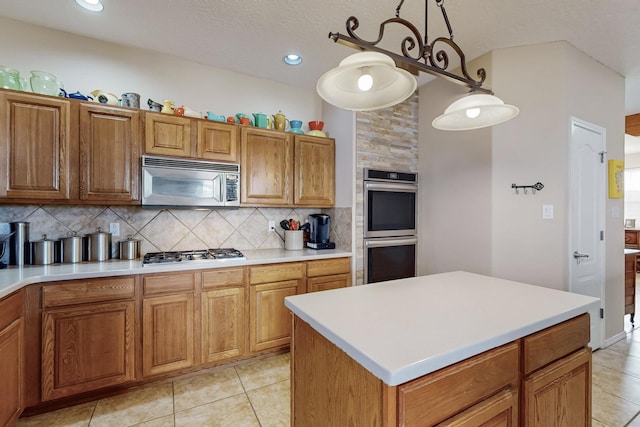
[75,0,104,12]
[284,54,302,66]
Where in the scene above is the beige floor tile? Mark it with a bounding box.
[592,363,640,405]
[592,384,640,426]
[90,383,173,427]
[129,415,175,427]
[246,380,290,427]
[173,366,245,412]
[235,353,290,392]
[16,402,96,427]
[174,394,259,427]
[591,419,607,427]
[628,413,640,426]
[607,333,640,358]
[593,348,640,378]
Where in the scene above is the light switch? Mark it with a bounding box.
[542,204,554,220]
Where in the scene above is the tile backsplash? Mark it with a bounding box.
[0,205,351,258]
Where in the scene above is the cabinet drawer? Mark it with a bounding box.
[0,289,24,331]
[202,267,245,290]
[249,262,305,285]
[523,313,590,375]
[143,272,196,296]
[306,257,350,277]
[43,277,135,308]
[397,342,519,426]
[307,273,351,293]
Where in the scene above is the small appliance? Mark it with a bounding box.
[307,214,335,250]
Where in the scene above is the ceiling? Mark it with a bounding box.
[2,0,640,116]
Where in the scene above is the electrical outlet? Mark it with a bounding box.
[109,222,120,237]
[268,220,275,232]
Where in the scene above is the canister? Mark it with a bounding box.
[32,234,56,265]
[9,221,29,265]
[118,236,140,260]
[61,232,84,263]
[86,228,112,261]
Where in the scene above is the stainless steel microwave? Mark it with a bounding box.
[142,155,240,208]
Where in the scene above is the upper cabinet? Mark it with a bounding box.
[241,127,335,207]
[0,91,72,201]
[144,113,239,163]
[79,103,140,203]
[0,89,141,205]
[294,134,335,206]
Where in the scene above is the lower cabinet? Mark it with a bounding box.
[306,257,351,293]
[201,267,247,364]
[0,290,25,427]
[142,272,195,377]
[437,388,518,427]
[249,263,305,352]
[41,278,135,401]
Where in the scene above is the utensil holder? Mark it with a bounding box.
[284,230,304,250]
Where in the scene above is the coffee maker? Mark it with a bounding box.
[307,214,335,249]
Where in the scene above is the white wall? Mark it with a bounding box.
[419,40,626,343]
[0,16,321,126]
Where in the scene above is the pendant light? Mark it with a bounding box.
[432,93,520,131]
[316,52,417,112]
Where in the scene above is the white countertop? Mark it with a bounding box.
[285,271,599,386]
[0,248,352,299]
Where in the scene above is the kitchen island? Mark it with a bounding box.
[285,271,599,426]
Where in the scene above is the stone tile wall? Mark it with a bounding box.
[0,205,351,259]
[355,94,419,285]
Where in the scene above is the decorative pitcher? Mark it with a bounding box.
[272,110,288,132]
[0,66,21,90]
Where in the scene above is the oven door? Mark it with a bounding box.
[142,166,225,207]
[364,181,417,238]
[364,236,417,284]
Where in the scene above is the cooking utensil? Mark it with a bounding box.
[280,220,290,230]
[0,232,15,269]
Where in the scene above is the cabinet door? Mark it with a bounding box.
[41,301,135,400]
[307,273,351,293]
[79,103,140,203]
[241,127,293,205]
[523,348,591,427]
[143,293,194,377]
[294,135,335,206]
[202,287,245,363]
[0,319,24,427]
[144,112,193,157]
[0,91,72,200]
[250,279,302,352]
[197,120,238,162]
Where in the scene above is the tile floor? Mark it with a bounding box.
[15,289,640,427]
[16,353,291,427]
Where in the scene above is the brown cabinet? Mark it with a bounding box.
[249,262,305,352]
[0,290,25,427]
[240,127,336,207]
[144,112,239,163]
[291,313,591,426]
[201,267,247,363]
[306,257,351,293]
[625,252,637,323]
[40,277,135,401]
[142,272,196,377]
[625,229,640,248]
[0,90,72,201]
[79,103,140,203]
[241,127,293,205]
[294,134,335,207]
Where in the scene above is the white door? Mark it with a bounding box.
[570,117,605,350]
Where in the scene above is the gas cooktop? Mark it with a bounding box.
[142,248,245,266]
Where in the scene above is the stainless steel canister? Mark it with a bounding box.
[86,228,112,261]
[61,232,84,263]
[32,234,56,265]
[118,236,140,260]
[9,221,29,265]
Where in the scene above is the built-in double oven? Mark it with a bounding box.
[363,168,418,284]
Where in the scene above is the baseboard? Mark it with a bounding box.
[603,331,627,348]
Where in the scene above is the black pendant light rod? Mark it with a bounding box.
[328,0,492,94]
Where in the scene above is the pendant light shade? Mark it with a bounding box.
[316,52,417,111]
[432,93,519,131]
